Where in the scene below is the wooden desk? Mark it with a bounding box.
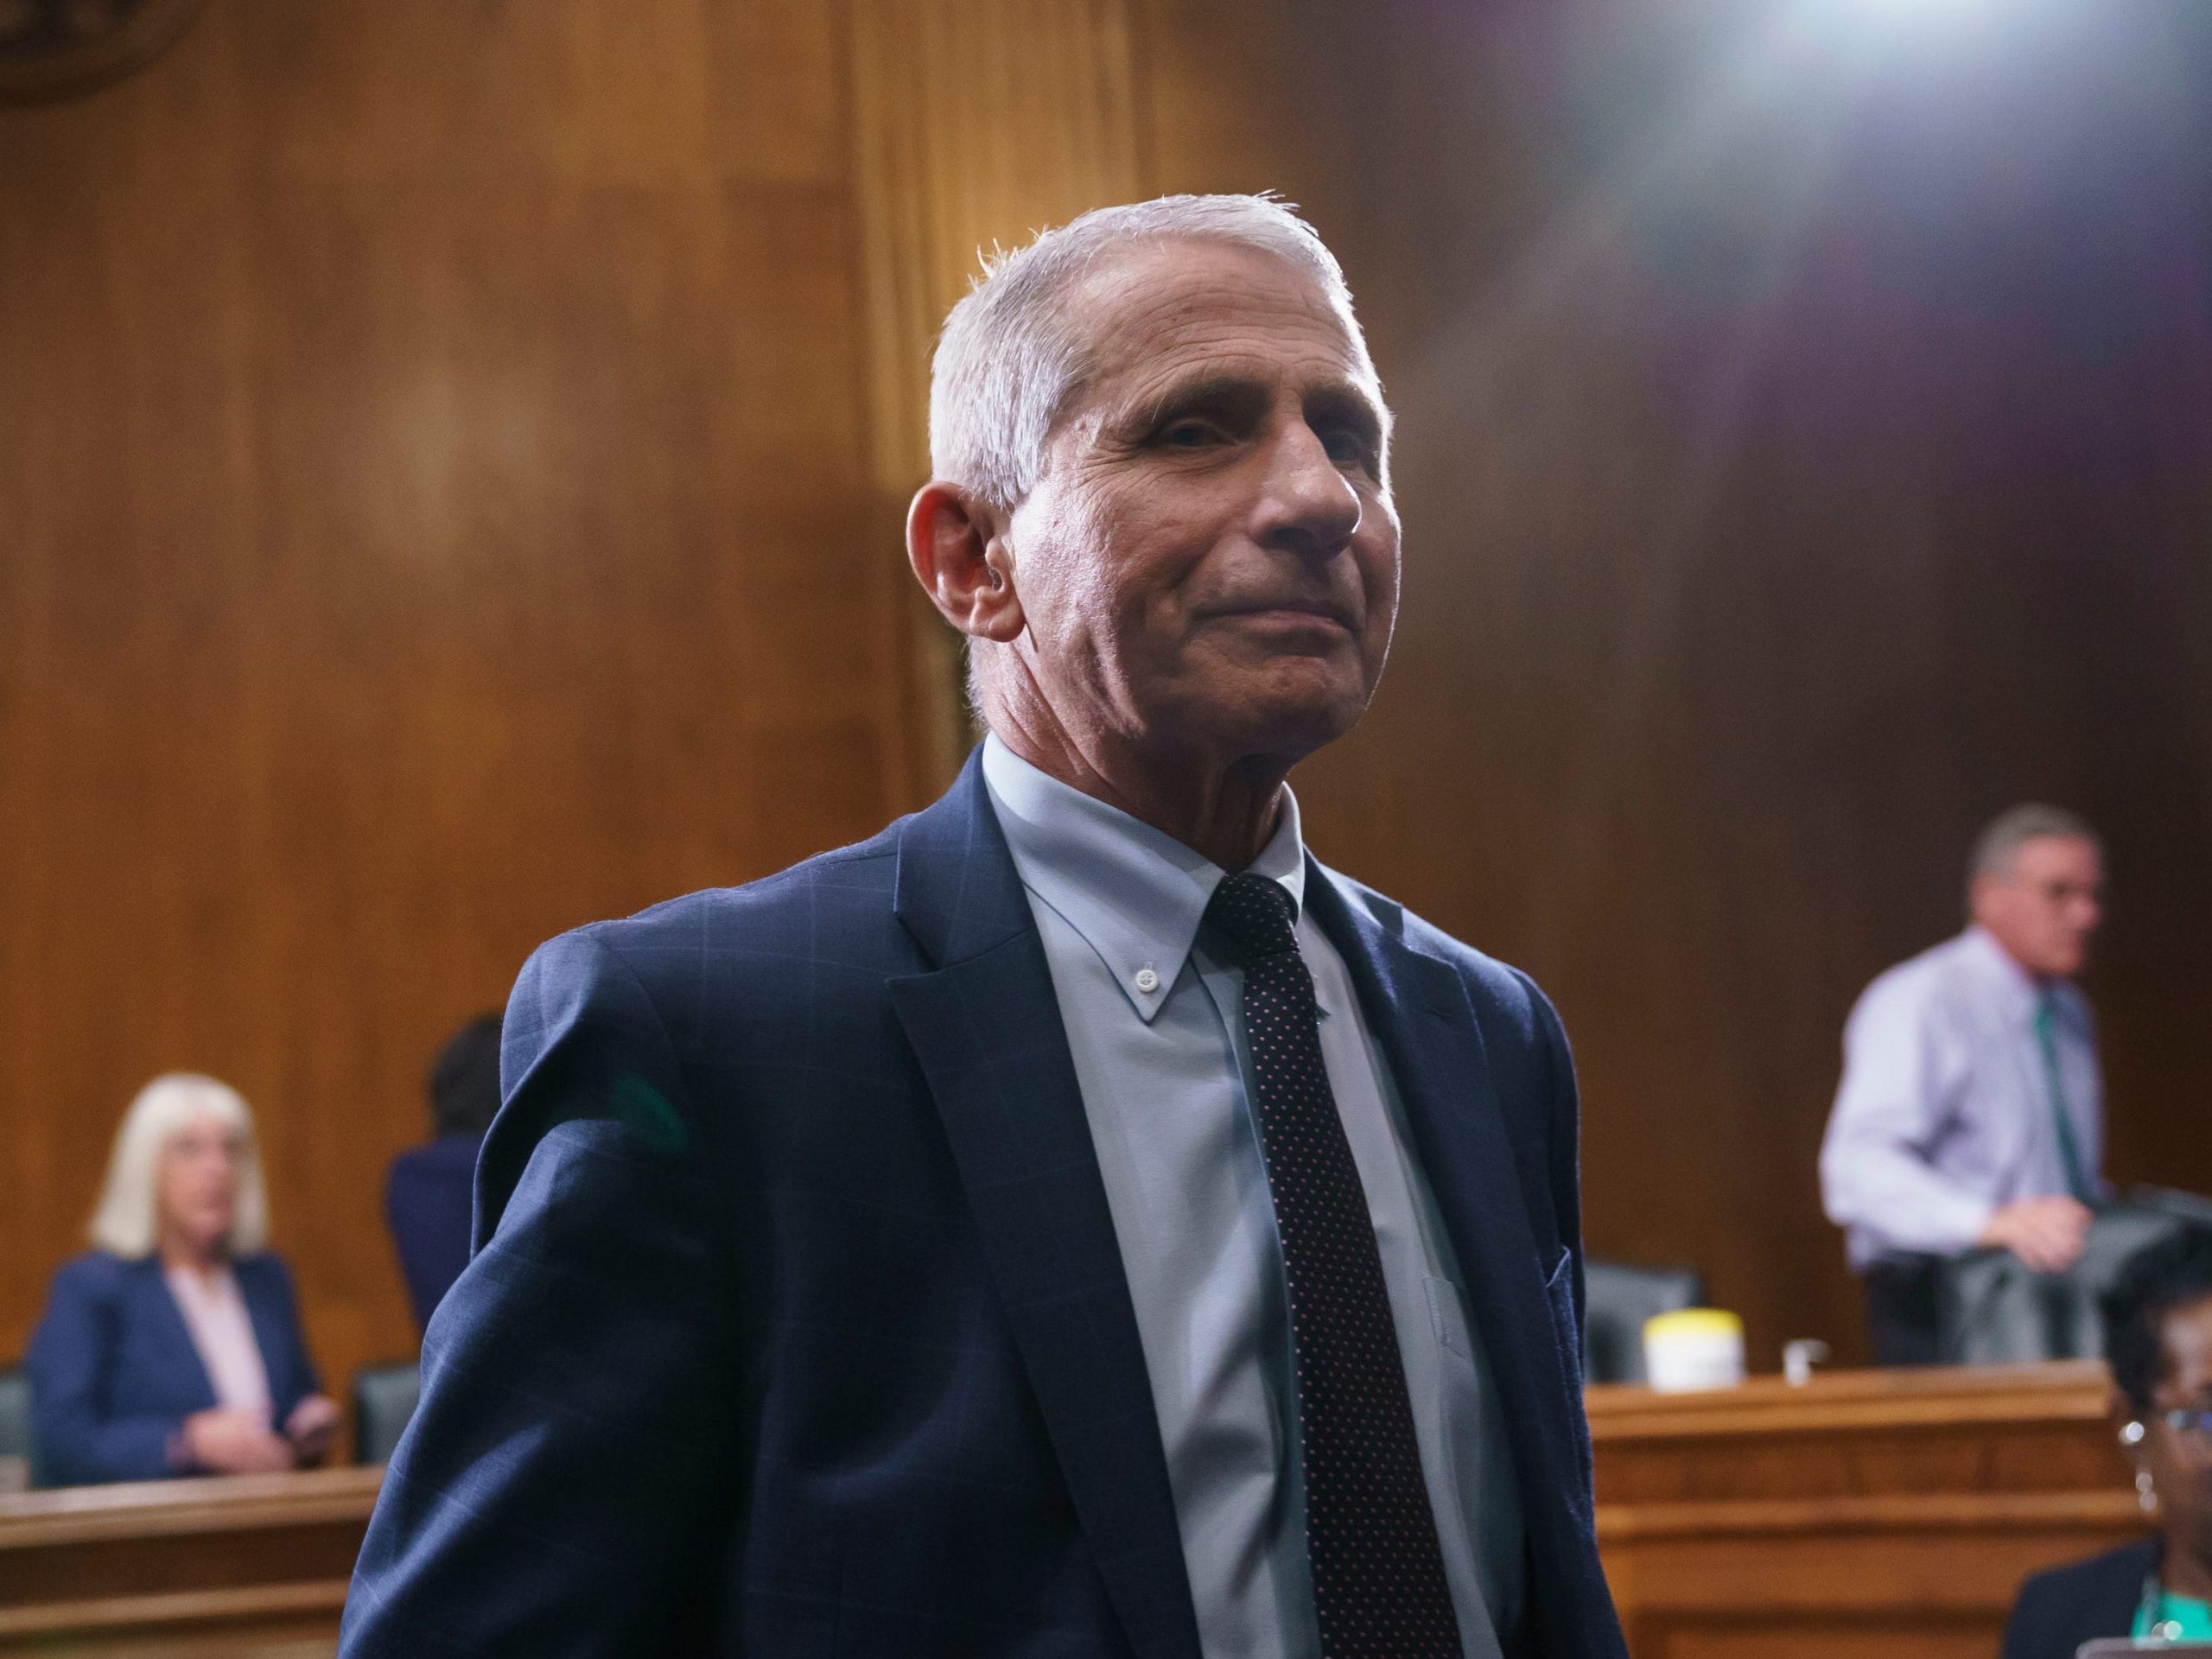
[1591,1362,2145,1657]
[0,1467,378,1657]
[0,1364,2146,1657]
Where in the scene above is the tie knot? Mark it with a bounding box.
[1204,871,1299,966]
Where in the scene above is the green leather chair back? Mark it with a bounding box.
[353,1361,421,1465]
[0,1366,34,1491]
[1583,1259,1707,1385]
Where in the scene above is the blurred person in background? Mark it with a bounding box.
[2003,1225,2212,1653]
[26,1073,336,1485]
[1821,804,2106,1364]
[385,1013,502,1333]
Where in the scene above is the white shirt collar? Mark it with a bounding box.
[1960,924,2053,1022]
[980,733,1306,1024]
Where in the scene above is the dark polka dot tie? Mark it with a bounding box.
[1203,871,1464,1658]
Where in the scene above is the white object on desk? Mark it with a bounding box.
[1643,1307,1746,1393]
[1783,1338,1832,1388]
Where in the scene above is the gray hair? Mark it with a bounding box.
[87,1073,270,1259]
[1971,803,2101,885]
[928,193,1370,512]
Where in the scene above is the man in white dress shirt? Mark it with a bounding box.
[1821,804,2107,1363]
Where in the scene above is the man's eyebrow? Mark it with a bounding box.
[1304,382,1389,445]
[1122,371,1390,442]
[1127,372,1273,429]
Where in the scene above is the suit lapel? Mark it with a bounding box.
[889,754,1204,1659]
[136,1258,219,1414]
[1302,861,1589,1514]
[235,1260,293,1411]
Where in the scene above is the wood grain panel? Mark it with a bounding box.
[0,0,1176,1439]
[1591,1362,2129,1505]
[1592,1365,2146,1656]
[847,0,1147,489]
[0,1468,371,1656]
[0,4,268,1374]
[0,0,903,1408]
[847,0,1153,786]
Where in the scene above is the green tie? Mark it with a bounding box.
[2033,989,2094,1205]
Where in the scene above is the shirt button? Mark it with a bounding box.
[1134,966,1160,995]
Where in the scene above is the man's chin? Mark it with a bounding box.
[2038,945,2088,980]
[1151,658,1376,762]
[1217,691,1369,761]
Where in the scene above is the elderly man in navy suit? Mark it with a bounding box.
[341,195,1626,1659]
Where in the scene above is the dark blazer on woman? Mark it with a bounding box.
[25,1249,321,1486]
[2003,1537,2158,1659]
[385,1132,483,1332]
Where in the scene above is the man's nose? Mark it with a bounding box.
[1252,421,1361,557]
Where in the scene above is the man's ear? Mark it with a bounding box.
[906,480,1025,645]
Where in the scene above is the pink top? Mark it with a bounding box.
[163,1262,272,1419]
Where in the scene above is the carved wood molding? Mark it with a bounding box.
[0,1467,383,1550]
[1596,1488,2144,1542]
[0,1578,349,1646]
[844,0,1150,493]
[842,0,1154,791]
[1586,1359,2113,1439]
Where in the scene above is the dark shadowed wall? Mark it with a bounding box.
[3,0,2208,1414]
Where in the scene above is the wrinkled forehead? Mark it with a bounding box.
[1055,238,1383,425]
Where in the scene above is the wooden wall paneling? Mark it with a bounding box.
[846,0,1149,486]
[1590,1363,2130,1504]
[0,6,271,1376]
[0,0,1194,1421]
[0,0,910,1412]
[846,0,1153,790]
[1591,1364,2145,1657]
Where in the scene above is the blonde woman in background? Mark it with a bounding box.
[25,1074,335,1486]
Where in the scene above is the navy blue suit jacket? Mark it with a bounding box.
[26,1249,321,1486]
[341,753,1627,1658]
[385,1134,483,1332]
[2001,1537,2156,1659]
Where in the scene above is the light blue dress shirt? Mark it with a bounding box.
[1820,925,2103,1270]
[981,735,1521,1659]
